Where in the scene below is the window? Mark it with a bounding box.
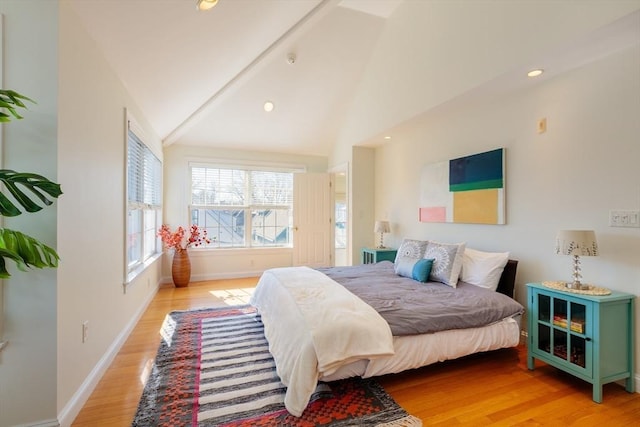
[335,201,347,249]
[190,165,294,248]
[126,119,162,279]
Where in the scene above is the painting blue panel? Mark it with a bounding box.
[449,148,503,192]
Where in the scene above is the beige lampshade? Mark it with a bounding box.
[374,221,390,234]
[555,230,598,256]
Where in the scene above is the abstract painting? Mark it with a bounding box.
[419,148,505,224]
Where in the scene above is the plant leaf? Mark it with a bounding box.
[0,89,34,122]
[0,257,8,278]
[0,89,34,106]
[0,192,22,216]
[0,228,59,277]
[0,170,63,216]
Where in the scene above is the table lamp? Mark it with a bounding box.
[555,230,598,290]
[374,220,390,248]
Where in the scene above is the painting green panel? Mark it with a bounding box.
[450,178,503,192]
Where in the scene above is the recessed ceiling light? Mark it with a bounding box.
[527,69,544,78]
[384,136,391,140]
[263,101,275,112]
[196,0,218,11]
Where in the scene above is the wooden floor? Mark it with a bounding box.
[72,278,640,426]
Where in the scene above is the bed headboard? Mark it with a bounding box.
[496,259,518,298]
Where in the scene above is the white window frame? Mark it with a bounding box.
[125,114,162,285]
[189,161,303,249]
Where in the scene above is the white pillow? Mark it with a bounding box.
[461,247,510,291]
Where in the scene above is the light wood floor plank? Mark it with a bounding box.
[72,278,640,426]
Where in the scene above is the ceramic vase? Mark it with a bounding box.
[171,249,191,287]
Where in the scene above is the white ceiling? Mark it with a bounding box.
[68,1,638,157]
[68,0,401,156]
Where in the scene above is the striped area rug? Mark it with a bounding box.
[133,305,422,427]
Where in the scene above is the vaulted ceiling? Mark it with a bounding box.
[68,1,639,157]
[68,0,402,156]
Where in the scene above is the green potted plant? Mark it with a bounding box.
[0,89,62,277]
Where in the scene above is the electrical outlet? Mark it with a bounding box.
[609,210,640,228]
[82,321,89,343]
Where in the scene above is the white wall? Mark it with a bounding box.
[162,144,328,281]
[350,146,375,265]
[0,2,59,426]
[56,3,163,426]
[374,46,640,382]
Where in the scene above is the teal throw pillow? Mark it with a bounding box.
[396,255,434,283]
[411,258,434,282]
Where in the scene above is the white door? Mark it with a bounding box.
[293,173,333,267]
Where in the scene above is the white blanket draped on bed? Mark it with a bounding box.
[250,266,395,417]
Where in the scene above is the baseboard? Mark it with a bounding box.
[618,373,640,395]
[56,284,160,427]
[160,270,264,285]
[13,419,59,427]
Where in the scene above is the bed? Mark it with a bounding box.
[250,246,523,417]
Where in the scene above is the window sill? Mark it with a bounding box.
[125,252,162,286]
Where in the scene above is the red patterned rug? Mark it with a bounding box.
[132,305,421,426]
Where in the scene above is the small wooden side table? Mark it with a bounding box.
[361,248,397,264]
[526,282,635,403]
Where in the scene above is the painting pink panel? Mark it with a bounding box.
[419,207,446,222]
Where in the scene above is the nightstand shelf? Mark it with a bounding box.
[361,248,397,264]
[526,282,635,403]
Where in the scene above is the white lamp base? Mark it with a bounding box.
[566,281,585,291]
[567,255,585,290]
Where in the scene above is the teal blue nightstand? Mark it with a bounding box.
[526,282,635,403]
[361,248,397,264]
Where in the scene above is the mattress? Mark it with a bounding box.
[320,315,521,381]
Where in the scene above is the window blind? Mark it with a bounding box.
[189,165,294,248]
[128,130,161,207]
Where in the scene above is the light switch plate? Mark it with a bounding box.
[609,210,640,228]
[537,118,547,134]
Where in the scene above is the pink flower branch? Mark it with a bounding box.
[158,224,210,251]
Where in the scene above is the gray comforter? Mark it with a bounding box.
[317,261,524,337]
